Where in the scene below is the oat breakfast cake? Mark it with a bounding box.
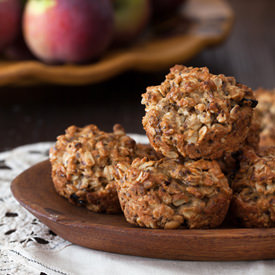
[254,88,275,147]
[230,146,275,227]
[142,65,257,159]
[50,124,136,213]
[115,157,232,229]
[49,65,274,230]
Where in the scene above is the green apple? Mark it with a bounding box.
[112,0,151,44]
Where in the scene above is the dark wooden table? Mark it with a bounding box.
[0,0,274,152]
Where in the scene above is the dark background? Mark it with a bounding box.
[1,0,274,151]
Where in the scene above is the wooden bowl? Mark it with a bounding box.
[11,160,275,261]
[0,0,234,86]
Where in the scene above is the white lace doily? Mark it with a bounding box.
[1,137,274,275]
[0,135,148,275]
[0,142,71,274]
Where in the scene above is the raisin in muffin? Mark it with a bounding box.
[50,124,136,213]
[254,88,275,147]
[230,146,275,227]
[115,158,232,229]
[142,65,257,159]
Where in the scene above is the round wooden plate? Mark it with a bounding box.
[0,0,234,86]
[11,160,275,261]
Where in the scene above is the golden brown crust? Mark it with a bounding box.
[115,158,232,229]
[142,65,256,160]
[254,88,275,147]
[230,146,275,227]
[49,124,136,213]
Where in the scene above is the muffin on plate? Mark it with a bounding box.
[142,65,257,159]
[115,157,232,229]
[50,124,136,213]
[254,88,275,147]
[230,146,275,228]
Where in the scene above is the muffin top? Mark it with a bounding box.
[142,65,257,159]
[50,124,136,184]
[115,157,232,229]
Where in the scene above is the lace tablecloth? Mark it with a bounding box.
[0,137,274,275]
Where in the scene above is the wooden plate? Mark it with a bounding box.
[0,0,234,86]
[11,160,275,261]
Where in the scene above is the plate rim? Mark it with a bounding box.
[11,160,275,261]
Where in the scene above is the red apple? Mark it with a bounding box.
[0,0,21,51]
[112,0,151,44]
[152,0,185,18]
[23,0,114,63]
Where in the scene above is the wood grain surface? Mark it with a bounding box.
[0,0,274,152]
[11,160,275,261]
